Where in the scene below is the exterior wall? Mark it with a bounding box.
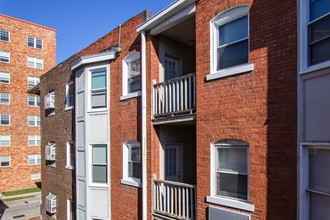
[195,0,297,220]
[40,12,147,220]
[0,14,56,192]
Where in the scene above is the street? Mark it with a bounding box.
[0,195,40,220]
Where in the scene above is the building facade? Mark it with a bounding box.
[0,14,56,192]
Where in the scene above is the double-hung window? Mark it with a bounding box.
[122,141,141,186]
[28,95,40,107]
[66,141,74,169]
[90,68,107,109]
[65,81,74,109]
[0,155,10,167]
[0,29,10,42]
[28,76,40,87]
[0,51,10,63]
[121,52,141,99]
[28,154,41,165]
[28,135,41,146]
[0,72,10,84]
[27,56,43,69]
[27,36,43,49]
[91,144,107,183]
[0,93,10,104]
[31,173,41,180]
[0,135,10,146]
[0,114,10,125]
[208,5,253,80]
[28,115,40,126]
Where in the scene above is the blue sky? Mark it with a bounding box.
[0,0,174,64]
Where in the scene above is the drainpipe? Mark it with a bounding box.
[141,30,147,220]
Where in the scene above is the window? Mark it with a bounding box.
[0,51,10,63]
[164,56,180,80]
[28,154,41,165]
[27,56,43,69]
[28,115,40,126]
[0,135,10,146]
[122,141,141,186]
[31,173,41,180]
[28,95,40,107]
[121,52,141,99]
[27,76,40,87]
[28,135,41,146]
[90,68,107,109]
[0,114,10,125]
[207,140,253,211]
[91,144,107,183]
[65,81,74,109]
[27,36,43,49]
[0,29,9,42]
[208,5,253,80]
[67,199,73,220]
[66,142,74,169]
[0,155,10,167]
[0,72,10,84]
[0,93,10,104]
[300,144,330,220]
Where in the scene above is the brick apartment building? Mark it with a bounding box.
[0,14,56,192]
[39,0,330,220]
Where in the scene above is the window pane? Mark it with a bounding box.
[130,146,140,162]
[92,145,106,164]
[36,39,42,49]
[218,40,248,70]
[310,0,330,21]
[309,148,330,193]
[310,37,330,65]
[219,15,248,46]
[309,192,330,220]
[0,72,9,83]
[92,70,106,90]
[129,162,141,179]
[217,172,248,200]
[310,15,330,43]
[218,147,247,173]
[28,37,34,47]
[1,114,9,125]
[128,75,141,93]
[92,165,107,183]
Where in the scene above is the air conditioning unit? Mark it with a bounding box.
[45,143,56,161]
[45,93,55,109]
[45,193,56,214]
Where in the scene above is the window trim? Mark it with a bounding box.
[0,114,10,126]
[0,155,11,167]
[28,154,41,165]
[0,135,10,146]
[208,5,253,81]
[27,76,40,87]
[0,51,10,63]
[28,95,40,107]
[28,115,40,127]
[65,81,74,110]
[66,141,74,170]
[27,36,43,50]
[0,93,10,105]
[89,143,109,186]
[121,141,141,187]
[27,56,44,69]
[208,140,254,212]
[0,29,10,42]
[28,135,41,146]
[121,52,141,100]
[31,173,41,180]
[0,72,10,84]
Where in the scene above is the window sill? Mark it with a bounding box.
[65,106,74,111]
[120,91,141,101]
[206,63,254,81]
[121,179,141,188]
[299,61,330,75]
[206,196,254,212]
[65,165,74,170]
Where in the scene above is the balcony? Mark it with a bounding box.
[152,73,196,123]
[153,179,196,220]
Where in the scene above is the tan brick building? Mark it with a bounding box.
[0,14,56,192]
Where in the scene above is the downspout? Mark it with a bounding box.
[141,30,147,220]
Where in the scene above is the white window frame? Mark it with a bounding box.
[299,142,330,220]
[27,56,43,69]
[0,72,10,84]
[28,135,41,146]
[207,5,253,81]
[121,141,141,187]
[66,141,74,170]
[28,95,40,107]
[65,81,74,110]
[87,64,109,112]
[207,140,254,212]
[121,52,141,100]
[27,36,43,49]
[0,114,10,126]
[31,173,41,180]
[67,199,73,220]
[0,155,10,167]
[27,76,40,87]
[0,135,10,146]
[28,115,40,126]
[0,93,10,105]
[299,1,330,74]
[28,154,41,165]
[0,51,10,63]
[89,143,109,186]
[0,29,10,42]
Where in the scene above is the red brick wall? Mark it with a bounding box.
[0,14,56,192]
[195,0,297,220]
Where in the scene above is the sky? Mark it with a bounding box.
[0,0,174,64]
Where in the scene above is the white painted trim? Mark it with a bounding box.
[120,91,141,101]
[70,51,116,70]
[122,52,141,97]
[206,63,254,81]
[120,179,141,188]
[206,196,254,212]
